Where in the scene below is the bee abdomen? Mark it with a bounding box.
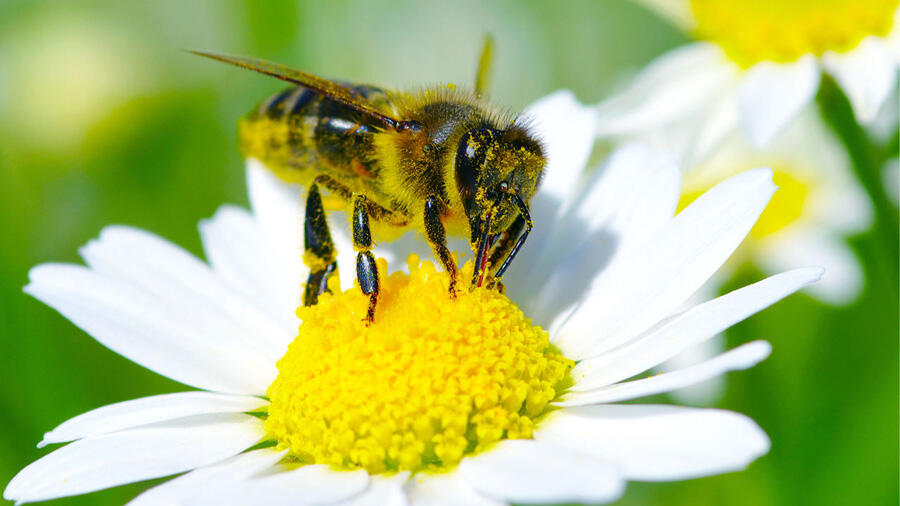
[240,83,391,187]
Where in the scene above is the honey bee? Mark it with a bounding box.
[192,38,545,323]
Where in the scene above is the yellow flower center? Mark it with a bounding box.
[265,256,573,474]
[679,169,811,238]
[690,0,898,67]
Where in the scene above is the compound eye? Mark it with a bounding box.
[455,130,487,202]
[499,181,509,193]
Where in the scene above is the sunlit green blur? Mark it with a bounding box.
[0,1,896,505]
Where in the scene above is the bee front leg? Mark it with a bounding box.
[352,193,380,325]
[424,196,458,299]
[484,215,526,292]
[303,183,339,306]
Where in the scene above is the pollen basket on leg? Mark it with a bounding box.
[265,255,573,474]
[690,0,899,67]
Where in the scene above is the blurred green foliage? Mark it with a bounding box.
[0,1,896,505]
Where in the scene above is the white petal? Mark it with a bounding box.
[757,229,863,305]
[554,168,776,359]
[885,157,900,207]
[569,267,822,391]
[246,158,305,310]
[4,414,264,504]
[632,0,695,30]
[128,448,286,505]
[686,86,739,167]
[213,464,369,506]
[594,43,735,136]
[406,472,502,506]
[522,90,597,206]
[522,143,680,322]
[737,56,820,148]
[346,472,410,506]
[459,439,624,505]
[665,333,727,406]
[824,37,899,123]
[40,392,267,447]
[537,404,770,481]
[25,263,275,395]
[79,225,292,356]
[558,341,771,406]
[199,205,298,329]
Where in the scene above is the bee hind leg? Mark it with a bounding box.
[424,196,458,299]
[302,183,338,306]
[352,194,379,325]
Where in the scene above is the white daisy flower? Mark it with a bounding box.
[677,107,872,304]
[597,0,900,166]
[4,92,821,505]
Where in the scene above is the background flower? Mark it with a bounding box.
[598,0,900,166]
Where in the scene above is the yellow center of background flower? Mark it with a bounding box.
[680,169,810,238]
[690,0,898,67]
[265,256,573,474]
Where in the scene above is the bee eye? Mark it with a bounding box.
[499,181,509,193]
[455,130,487,202]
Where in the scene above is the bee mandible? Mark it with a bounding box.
[192,38,545,324]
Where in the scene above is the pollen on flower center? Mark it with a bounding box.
[265,255,573,474]
[690,0,899,67]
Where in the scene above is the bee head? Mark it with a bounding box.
[455,125,545,238]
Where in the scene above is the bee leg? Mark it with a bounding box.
[493,196,533,280]
[484,215,526,291]
[352,193,380,325]
[424,196,458,299]
[302,183,338,306]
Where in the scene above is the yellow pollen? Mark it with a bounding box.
[690,0,899,67]
[679,169,811,239]
[265,256,573,474]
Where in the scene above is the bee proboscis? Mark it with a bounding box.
[193,38,545,323]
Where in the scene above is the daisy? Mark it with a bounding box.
[596,0,900,167]
[676,107,872,305]
[4,92,821,505]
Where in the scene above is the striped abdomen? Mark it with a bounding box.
[239,83,393,194]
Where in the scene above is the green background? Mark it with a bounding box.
[0,1,897,504]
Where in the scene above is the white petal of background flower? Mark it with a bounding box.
[687,85,740,167]
[39,391,267,448]
[459,439,624,504]
[4,414,263,504]
[594,43,735,137]
[200,204,299,329]
[569,267,823,391]
[824,37,899,123]
[558,340,771,405]
[738,55,820,148]
[757,228,864,304]
[128,448,286,506]
[537,405,770,481]
[25,263,275,395]
[632,0,695,30]
[553,168,776,359]
[405,473,503,506]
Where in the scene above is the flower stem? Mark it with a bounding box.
[816,74,898,298]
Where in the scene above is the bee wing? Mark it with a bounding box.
[190,50,407,130]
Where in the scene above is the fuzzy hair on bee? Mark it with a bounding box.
[192,37,546,324]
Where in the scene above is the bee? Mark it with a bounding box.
[192,38,545,324]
